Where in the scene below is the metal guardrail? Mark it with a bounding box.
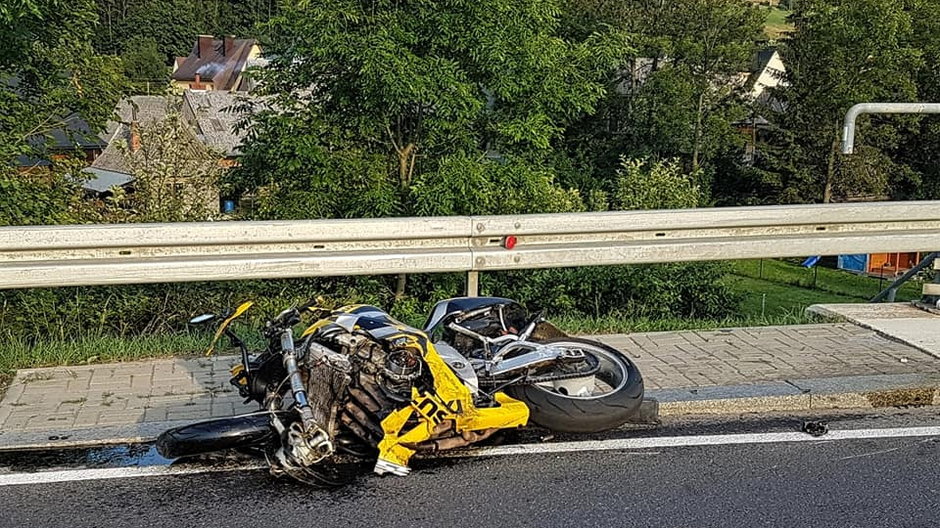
[1,201,939,292]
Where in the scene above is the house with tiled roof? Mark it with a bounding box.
[15,115,108,171]
[171,35,263,92]
[81,92,263,211]
[83,96,172,194]
[181,90,263,161]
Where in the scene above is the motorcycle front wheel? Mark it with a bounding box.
[155,413,280,459]
[506,338,644,433]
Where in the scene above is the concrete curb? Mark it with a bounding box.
[2,373,939,451]
[0,420,196,452]
[651,373,940,416]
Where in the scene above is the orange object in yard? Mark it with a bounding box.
[867,252,923,277]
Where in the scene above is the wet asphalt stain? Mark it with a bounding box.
[0,443,170,473]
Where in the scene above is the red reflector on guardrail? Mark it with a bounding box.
[502,236,517,250]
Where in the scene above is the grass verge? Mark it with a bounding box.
[0,332,209,387]
[546,311,807,335]
[0,309,808,378]
[725,274,861,319]
[1,258,916,380]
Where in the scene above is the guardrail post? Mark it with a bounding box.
[466,271,479,297]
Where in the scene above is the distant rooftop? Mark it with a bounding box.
[101,96,171,143]
[172,35,260,92]
[80,167,134,194]
[183,90,265,156]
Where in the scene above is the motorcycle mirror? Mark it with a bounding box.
[189,314,217,325]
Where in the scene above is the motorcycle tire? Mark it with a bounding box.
[506,338,644,434]
[155,413,280,459]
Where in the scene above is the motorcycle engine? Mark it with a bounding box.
[317,328,420,402]
[379,348,421,399]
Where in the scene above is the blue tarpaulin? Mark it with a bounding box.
[802,256,821,268]
[838,254,868,272]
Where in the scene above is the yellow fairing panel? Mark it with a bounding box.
[376,337,529,472]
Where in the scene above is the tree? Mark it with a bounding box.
[895,0,940,200]
[0,0,125,166]
[233,0,622,298]
[484,157,739,320]
[118,112,222,222]
[0,161,92,226]
[559,0,763,196]
[0,0,125,227]
[658,0,766,171]
[94,0,281,58]
[121,36,169,90]
[614,157,701,210]
[767,0,921,203]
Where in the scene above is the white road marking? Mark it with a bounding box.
[0,462,266,487]
[454,425,940,457]
[2,425,939,487]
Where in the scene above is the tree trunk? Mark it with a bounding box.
[398,143,415,187]
[394,273,407,301]
[692,91,706,171]
[823,130,839,204]
[394,142,416,302]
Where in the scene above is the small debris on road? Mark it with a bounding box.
[801,421,829,437]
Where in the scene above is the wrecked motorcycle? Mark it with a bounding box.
[156,297,645,483]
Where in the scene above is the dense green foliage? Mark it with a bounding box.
[560,0,765,192]
[94,0,278,58]
[228,0,741,321]
[0,0,126,227]
[121,36,168,87]
[232,0,623,220]
[725,0,940,205]
[0,0,125,169]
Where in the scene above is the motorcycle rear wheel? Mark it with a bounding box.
[506,338,644,433]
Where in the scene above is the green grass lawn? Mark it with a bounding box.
[763,7,793,39]
[731,259,923,302]
[556,259,914,333]
[725,274,859,319]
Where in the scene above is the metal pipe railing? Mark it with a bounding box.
[870,253,938,303]
[842,103,940,154]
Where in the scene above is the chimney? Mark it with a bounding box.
[224,35,235,57]
[129,104,141,152]
[197,34,214,58]
[129,122,141,153]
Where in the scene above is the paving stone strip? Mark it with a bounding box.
[0,323,937,445]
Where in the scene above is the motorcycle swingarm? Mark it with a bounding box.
[485,343,586,377]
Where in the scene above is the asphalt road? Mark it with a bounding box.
[2,410,940,528]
